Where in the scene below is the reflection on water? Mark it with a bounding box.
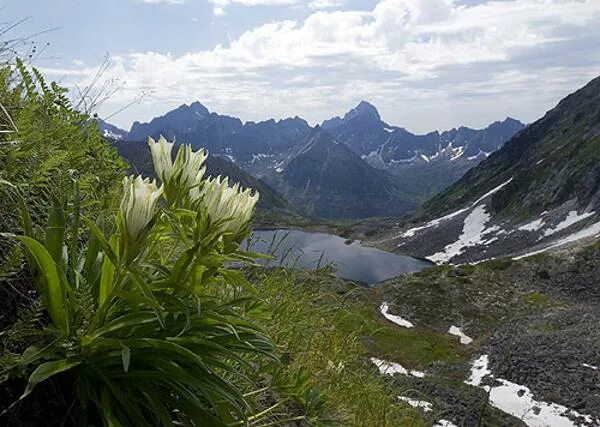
[246,229,431,284]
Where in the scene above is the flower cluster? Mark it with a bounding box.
[120,137,259,246]
[195,176,259,237]
[148,136,207,205]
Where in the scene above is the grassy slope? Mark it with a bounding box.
[251,267,429,426]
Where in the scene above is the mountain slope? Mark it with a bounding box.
[97,118,128,140]
[424,76,600,218]
[377,75,600,263]
[322,103,524,165]
[274,132,416,219]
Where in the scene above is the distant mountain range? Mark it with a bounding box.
[382,75,600,263]
[100,101,524,219]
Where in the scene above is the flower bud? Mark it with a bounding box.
[120,176,163,242]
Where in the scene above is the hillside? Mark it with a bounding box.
[374,75,600,263]
[423,76,600,219]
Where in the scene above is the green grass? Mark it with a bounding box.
[251,267,429,426]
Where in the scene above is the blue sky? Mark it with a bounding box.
[4,0,600,133]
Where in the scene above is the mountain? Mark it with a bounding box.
[97,118,128,140]
[117,101,523,219]
[125,102,313,163]
[272,132,415,219]
[115,140,287,211]
[322,104,524,166]
[378,76,600,263]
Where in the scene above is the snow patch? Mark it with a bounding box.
[398,396,432,412]
[466,355,599,427]
[543,211,595,237]
[450,145,465,160]
[251,153,273,163]
[427,205,499,263]
[396,178,513,242]
[448,325,473,345]
[514,220,600,260]
[582,363,598,370]
[379,302,414,328]
[518,218,545,232]
[370,357,425,378]
[434,420,458,427]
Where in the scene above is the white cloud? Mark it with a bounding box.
[44,0,600,132]
[209,0,298,16]
[308,0,343,10]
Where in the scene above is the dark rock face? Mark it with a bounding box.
[322,102,524,163]
[277,132,415,219]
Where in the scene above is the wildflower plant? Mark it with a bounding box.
[1,138,275,425]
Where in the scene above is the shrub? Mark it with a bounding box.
[0,60,125,263]
[1,136,281,425]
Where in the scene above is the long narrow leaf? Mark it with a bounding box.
[17,236,69,332]
[99,234,119,307]
[44,199,66,265]
[22,359,80,398]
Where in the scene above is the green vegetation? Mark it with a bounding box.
[379,260,563,337]
[0,63,428,426]
[251,267,428,426]
[0,60,125,244]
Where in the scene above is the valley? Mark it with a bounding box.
[2,2,599,426]
[102,74,600,425]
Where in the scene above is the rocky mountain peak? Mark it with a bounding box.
[344,100,381,121]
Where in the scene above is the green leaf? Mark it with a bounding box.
[16,236,69,332]
[44,199,66,266]
[99,234,119,307]
[17,194,34,238]
[82,216,119,267]
[22,359,80,398]
[83,222,102,291]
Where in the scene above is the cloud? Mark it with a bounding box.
[209,0,298,16]
[307,0,344,10]
[45,0,600,132]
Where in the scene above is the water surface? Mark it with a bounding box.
[246,229,431,284]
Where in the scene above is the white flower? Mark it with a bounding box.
[149,137,208,205]
[120,175,163,241]
[196,175,259,237]
[173,144,208,189]
[148,136,175,183]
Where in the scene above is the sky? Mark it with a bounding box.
[3,0,600,133]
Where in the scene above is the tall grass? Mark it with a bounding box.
[251,267,427,426]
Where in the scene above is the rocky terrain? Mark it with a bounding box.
[369,241,600,426]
